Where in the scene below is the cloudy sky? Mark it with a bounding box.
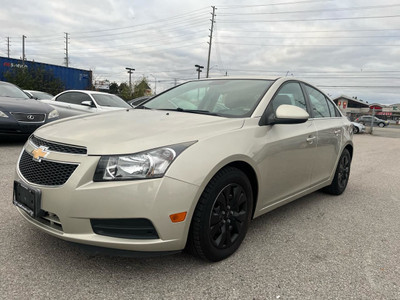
[1,0,399,104]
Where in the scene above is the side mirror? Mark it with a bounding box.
[262,104,309,125]
[81,100,95,107]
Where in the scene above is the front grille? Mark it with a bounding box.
[19,151,78,186]
[91,218,159,239]
[30,135,87,155]
[11,113,45,122]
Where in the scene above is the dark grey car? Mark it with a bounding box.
[0,81,59,135]
[355,115,389,127]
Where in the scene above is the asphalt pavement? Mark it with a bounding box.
[0,134,399,299]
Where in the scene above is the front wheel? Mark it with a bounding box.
[353,126,359,134]
[187,167,253,262]
[378,122,385,127]
[323,149,352,195]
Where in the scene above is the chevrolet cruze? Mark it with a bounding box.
[13,77,353,261]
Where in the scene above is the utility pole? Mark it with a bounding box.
[206,6,216,78]
[7,37,10,58]
[150,74,157,95]
[64,32,69,67]
[125,67,135,89]
[195,64,204,79]
[22,35,26,64]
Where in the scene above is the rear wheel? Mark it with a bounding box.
[378,122,385,127]
[323,149,351,195]
[187,167,253,262]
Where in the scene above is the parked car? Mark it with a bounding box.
[351,122,365,134]
[41,90,131,118]
[24,90,54,100]
[127,96,150,107]
[13,77,353,262]
[0,81,59,135]
[355,115,389,127]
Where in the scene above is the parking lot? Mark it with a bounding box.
[1,133,399,299]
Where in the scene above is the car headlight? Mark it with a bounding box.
[48,109,59,119]
[0,110,9,118]
[93,142,196,181]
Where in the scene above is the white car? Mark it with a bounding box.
[14,77,353,262]
[351,122,365,134]
[41,90,131,118]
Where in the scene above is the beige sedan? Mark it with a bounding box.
[13,77,353,262]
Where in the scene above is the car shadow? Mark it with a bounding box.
[0,135,28,146]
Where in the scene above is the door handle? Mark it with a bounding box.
[334,129,341,135]
[306,136,316,144]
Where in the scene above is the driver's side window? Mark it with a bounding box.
[272,82,307,112]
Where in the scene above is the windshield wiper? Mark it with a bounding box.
[159,107,221,116]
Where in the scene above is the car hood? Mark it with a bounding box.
[0,97,54,113]
[34,109,245,155]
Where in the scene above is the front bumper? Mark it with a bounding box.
[14,141,200,252]
[0,117,57,135]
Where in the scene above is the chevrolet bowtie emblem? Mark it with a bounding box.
[31,146,49,162]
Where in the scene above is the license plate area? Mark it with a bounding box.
[13,181,43,218]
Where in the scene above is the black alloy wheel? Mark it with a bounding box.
[209,183,247,249]
[187,166,253,262]
[337,152,351,190]
[323,148,351,195]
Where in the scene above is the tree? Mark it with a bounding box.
[109,82,119,94]
[4,66,64,95]
[118,82,132,100]
[133,77,151,98]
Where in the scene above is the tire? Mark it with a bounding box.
[353,126,359,134]
[323,149,351,195]
[378,122,385,128]
[187,166,253,262]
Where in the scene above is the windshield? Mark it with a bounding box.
[142,79,273,118]
[92,94,131,108]
[0,83,30,99]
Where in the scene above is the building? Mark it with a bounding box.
[333,95,400,122]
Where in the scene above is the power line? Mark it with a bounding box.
[216,29,400,33]
[217,35,400,39]
[219,0,333,9]
[215,42,400,47]
[70,7,209,35]
[218,14,400,23]
[218,3,400,16]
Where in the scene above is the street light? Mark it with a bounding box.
[125,67,135,89]
[150,74,157,95]
[195,64,204,80]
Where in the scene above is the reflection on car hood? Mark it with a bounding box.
[0,97,53,113]
[35,109,245,155]
[98,106,126,111]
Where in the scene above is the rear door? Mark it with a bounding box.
[302,84,343,185]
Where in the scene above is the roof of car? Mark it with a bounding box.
[196,76,282,81]
[60,90,112,95]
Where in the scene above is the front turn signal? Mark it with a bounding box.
[169,212,187,223]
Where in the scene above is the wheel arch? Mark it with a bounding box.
[224,161,259,219]
[344,143,353,159]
